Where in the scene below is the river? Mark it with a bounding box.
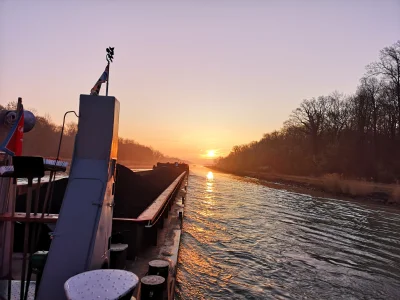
[176,166,400,299]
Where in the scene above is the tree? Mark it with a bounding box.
[360,77,383,159]
[215,41,400,182]
[287,97,327,156]
[325,91,350,141]
[367,40,400,136]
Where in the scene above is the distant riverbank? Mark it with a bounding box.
[207,166,400,208]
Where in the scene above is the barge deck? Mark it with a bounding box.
[1,166,188,300]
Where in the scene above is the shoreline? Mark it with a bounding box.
[207,166,400,211]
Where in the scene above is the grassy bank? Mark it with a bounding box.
[208,166,400,206]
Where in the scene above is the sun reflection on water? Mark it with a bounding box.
[206,172,214,193]
[206,183,213,193]
[203,171,215,212]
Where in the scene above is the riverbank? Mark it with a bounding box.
[207,166,400,208]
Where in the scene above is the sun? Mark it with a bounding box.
[207,150,216,157]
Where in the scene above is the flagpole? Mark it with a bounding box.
[106,61,110,96]
[105,47,114,96]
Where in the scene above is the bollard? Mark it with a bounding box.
[148,259,169,288]
[140,275,165,300]
[110,243,128,269]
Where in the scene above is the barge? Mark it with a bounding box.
[0,95,189,299]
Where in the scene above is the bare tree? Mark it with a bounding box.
[287,97,327,156]
[215,41,400,182]
[360,77,383,159]
[379,82,398,141]
[325,91,350,141]
[367,40,400,135]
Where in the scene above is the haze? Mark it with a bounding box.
[0,0,399,163]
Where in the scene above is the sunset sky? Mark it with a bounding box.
[0,1,399,163]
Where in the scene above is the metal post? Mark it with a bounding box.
[106,61,110,96]
[41,171,53,218]
[20,178,32,300]
[105,47,113,96]
[33,178,40,216]
[5,178,16,300]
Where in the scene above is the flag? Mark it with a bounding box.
[90,64,109,96]
[0,102,24,156]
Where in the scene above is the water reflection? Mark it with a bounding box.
[177,167,400,300]
[206,171,214,193]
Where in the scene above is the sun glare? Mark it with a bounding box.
[207,171,214,180]
[207,150,216,157]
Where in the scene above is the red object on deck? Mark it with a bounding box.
[0,99,24,156]
[14,110,24,156]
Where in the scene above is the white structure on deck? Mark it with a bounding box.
[37,95,120,300]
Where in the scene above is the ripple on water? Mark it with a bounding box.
[176,168,400,299]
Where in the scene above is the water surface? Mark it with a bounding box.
[176,167,400,299]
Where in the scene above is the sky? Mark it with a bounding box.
[0,1,399,163]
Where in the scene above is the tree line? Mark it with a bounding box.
[215,41,400,183]
[0,102,180,165]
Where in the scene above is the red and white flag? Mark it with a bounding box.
[90,64,109,96]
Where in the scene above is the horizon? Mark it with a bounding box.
[1,1,399,163]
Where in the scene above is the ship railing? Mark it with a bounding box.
[112,171,186,227]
